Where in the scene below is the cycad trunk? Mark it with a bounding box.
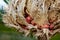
[3,0,60,40]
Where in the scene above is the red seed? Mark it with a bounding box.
[26,16,31,23]
[42,24,49,28]
[49,24,54,29]
[26,16,31,20]
[26,19,30,23]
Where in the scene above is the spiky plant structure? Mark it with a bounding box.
[2,0,60,40]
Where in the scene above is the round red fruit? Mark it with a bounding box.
[43,24,49,28]
[49,24,54,29]
[26,16,31,23]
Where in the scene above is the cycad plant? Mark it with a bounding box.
[2,0,60,40]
